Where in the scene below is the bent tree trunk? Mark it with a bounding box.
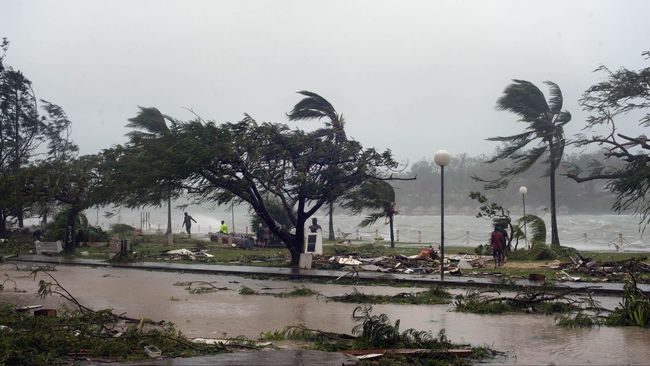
[287,219,306,266]
[64,207,80,255]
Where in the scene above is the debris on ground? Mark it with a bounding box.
[550,254,650,282]
[314,251,494,276]
[163,248,215,261]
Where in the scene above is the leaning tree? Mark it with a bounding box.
[477,80,571,247]
[567,51,650,226]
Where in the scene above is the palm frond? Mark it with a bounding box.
[544,81,563,113]
[126,106,170,138]
[496,80,549,121]
[287,91,338,122]
[360,212,386,227]
[516,214,546,244]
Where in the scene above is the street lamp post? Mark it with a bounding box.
[519,186,528,249]
[434,150,451,280]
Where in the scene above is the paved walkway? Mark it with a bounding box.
[8,254,649,295]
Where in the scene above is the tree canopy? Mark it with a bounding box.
[567,51,650,226]
[107,114,398,264]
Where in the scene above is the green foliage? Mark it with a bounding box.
[274,287,319,298]
[569,51,650,227]
[0,304,225,365]
[43,210,88,242]
[331,243,388,257]
[329,287,451,305]
[110,223,136,238]
[454,289,577,315]
[556,312,599,328]
[85,225,109,242]
[239,286,257,295]
[515,214,546,244]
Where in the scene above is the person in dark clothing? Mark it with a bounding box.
[182,212,197,238]
[490,227,504,268]
[496,224,509,264]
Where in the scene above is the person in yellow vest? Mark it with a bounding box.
[219,220,229,235]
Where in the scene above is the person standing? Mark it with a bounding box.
[490,226,504,268]
[256,223,266,247]
[219,220,229,235]
[182,212,197,238]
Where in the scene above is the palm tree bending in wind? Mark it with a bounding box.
[480,80,571,247]
[126,106,175,236]
[287,91,346,241]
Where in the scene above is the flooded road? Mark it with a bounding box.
[1,264,649,365]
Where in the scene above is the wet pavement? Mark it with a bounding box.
[9,254,650,295]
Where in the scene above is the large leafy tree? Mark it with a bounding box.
[125,107,178,235]
[0,38,78,232]
[112,115,397,264]
[567,51,650,226]
[287,91,347,241]
[23,155,107,253]
[343,179,399,247]
[478,80,571,247]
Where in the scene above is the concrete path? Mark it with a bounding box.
[84,350,357,366]
[8,254,649,295]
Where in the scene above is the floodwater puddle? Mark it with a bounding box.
[1,264,649,365]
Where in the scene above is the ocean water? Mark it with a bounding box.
[92,205,649,252]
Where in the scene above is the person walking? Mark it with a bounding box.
[182,212,197,238]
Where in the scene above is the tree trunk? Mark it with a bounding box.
[549,142,560,247]
[328,202,335,240]
[64,207,79,255]
[165,195,172,235]
[0,211,6,236]
[288,218,306,266]
[389,213,395,248]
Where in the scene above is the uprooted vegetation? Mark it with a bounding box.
[237,285,320,297]
[454,273,650,329]
[329,286,452,305]
[557,274,650,328]
[454,287,583,315]
[261,305,497,365]
[0,269,264,365]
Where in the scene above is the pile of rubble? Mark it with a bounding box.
[314,248,494,276]
[547,255,650,281]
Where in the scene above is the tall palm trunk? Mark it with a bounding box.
[328,202,335,240]
[549,141,560,247]
[165,194,172,235]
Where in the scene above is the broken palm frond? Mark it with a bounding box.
[557,273,650,328]
[0,270,235,365]
[329,286,451,305]
[260,306,497,364]
[173,281,230,294]
[239,286,257,295]
[454,286,604,315]
[273,287,320,298]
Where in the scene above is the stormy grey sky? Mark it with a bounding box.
[2,0,649,163]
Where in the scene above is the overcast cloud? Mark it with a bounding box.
[2,0,649,163]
